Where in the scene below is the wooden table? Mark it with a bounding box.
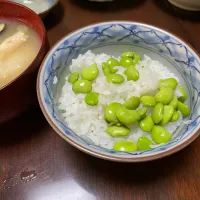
[1,0,200,199]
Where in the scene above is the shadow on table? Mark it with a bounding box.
[0,105,46,146]
[43,2,64,30]
[69,0,146,12]
[154,0,200,21]
[66,142,194,196]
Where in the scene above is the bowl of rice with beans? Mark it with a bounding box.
[37,22,200,162]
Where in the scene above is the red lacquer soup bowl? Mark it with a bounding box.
[0,1,48,123]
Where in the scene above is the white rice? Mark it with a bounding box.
[58,50,183,150]
[53,76,58,84]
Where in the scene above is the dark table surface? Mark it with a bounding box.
[1,0,200,199]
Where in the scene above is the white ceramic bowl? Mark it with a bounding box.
[9,0,58,17]
[37,21,200,162]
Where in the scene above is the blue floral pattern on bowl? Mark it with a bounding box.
[38,22,200,161]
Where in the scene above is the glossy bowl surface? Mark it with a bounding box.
[38,21,200,162]
[168,0,200,11]
[9,0,59,17]
[0,0,48,123]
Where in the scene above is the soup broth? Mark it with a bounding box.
[0,19,41,87]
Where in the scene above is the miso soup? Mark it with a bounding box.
[0,19,41,87]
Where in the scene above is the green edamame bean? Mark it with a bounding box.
[107,58,119,73]
[106,74,125,84]
[177,101,190,117]
[72,79,92,94]
[124,96,140,110]
[120,57,133,68]
[160,105,174,125]
[121,51,134,58]
[82,63,98,80]
[107,58,119,67]
[139,115,154,132]
[85,92,99,106]
[105,102,122,123]
[116,106,140,125]
[151,125,172,144]
[68,72,79,84]
[159,78,178,90]
[137,136,153,150]
[169,96,178,109]
[178,86,187,102]
[170,111,180,122]
[133,54,141,65]
[81,63,99,81]
[152,103,164,124]
[137,108,147,119]
[113,140,137,152]
[155,87,174,105]
[124,66,139,81]
[106,125,130,137]
[102,62,111,76]
[140,96,156,107]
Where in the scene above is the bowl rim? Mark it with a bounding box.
[0,0,46,91]
[9,0,59,16]
[37,21,200,162]
[38,0,59,17]
[168,0,200,11]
